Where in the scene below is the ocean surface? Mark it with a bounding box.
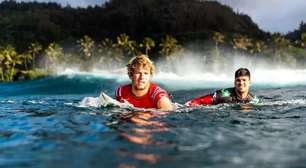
[1,70,306,168]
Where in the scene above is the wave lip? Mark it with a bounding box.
[1,68,306,97]
[0,74,119,97]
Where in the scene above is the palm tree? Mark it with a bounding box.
[159,35,181,59]
[232,35,252,51]
[77,35,95,60]
[249,40,267,66]
[212,31,225,51]
[0,53,6,81]
[272,33,291,64]
[28,42,42,68]
[116,33,138,56]
[44,42,64,69]
[98,38,114,59]
[211,32,225,71]
[100,38,115,51]
[20,52,33,70]
[0,45,23,81]
[159,35,183,72]
[9,54,23,82]
[140,37,155,56]
[272,34,291,49]
[0,45,14,81]
[250,40,266,54]
[116,34,130,48]
[98,38,124,68]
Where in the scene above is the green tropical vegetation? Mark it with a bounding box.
[0,0,306,82]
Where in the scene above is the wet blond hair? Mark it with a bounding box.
[127,54,155,78]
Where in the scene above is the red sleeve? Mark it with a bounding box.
[186,94,214,107]
[151,87,170,105]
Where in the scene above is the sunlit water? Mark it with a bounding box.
[1,70,306,168]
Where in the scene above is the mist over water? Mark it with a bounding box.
[54,52,306,91]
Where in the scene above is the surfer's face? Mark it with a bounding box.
[234,75,250,94]
[131,67,151,90]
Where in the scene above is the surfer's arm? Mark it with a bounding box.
[157,96,173,111]
[185,94,214,107]
[153,87,173,111]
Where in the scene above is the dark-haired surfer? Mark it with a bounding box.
[186,68,260,106]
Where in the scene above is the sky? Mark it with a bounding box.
[3,0,306,33]
[217,0,306,33]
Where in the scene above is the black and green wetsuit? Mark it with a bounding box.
[212,88,259,104]
[186,88,260,106]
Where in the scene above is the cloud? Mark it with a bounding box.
[217,0,306,33]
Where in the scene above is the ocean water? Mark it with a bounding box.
[1,70,306,168]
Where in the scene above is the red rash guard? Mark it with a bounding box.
[115,83,170,109]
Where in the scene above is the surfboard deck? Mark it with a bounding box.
[98,92,158,112]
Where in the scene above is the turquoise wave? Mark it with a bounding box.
[0,74,121,97]
[1,69,306,97]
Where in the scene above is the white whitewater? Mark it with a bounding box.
[57,66,306,90]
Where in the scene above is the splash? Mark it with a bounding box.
[261,98,306,106]
[51,66,306,91]
[50,51,306,91]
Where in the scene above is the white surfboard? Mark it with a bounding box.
[79,92,176,113]
[99,92,164,112]
[98,92,134,109]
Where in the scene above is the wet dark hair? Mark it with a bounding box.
[235,68,250,79]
